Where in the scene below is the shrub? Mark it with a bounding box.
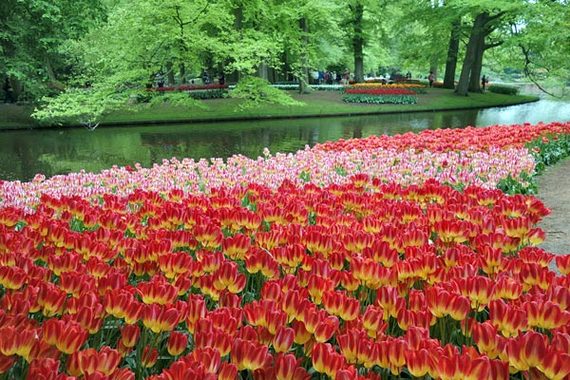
[488,84,519,95]
[188,89,227,99]
[230,77,304,109]
[342,94,417,104]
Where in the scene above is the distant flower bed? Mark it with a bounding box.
[271,84,344,91]
[344,88,416,95]
[352,83,426,89]
[350,83,426,94]
[343,94,417,105]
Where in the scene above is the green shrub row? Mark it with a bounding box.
[488,84,519,95]
[497,134,570,195]
[342,94,417,104]
[188,89,228,99]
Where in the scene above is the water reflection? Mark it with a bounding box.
[0,100,569,181]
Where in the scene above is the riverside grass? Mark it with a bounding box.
[0,88,537,130]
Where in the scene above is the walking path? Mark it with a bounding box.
[538,158,570,255]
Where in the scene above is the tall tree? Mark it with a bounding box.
[0,0,105,99]
[342,0,386,83]
[442,18,461,88]
[350,1,365,82]
[453,1,524,96]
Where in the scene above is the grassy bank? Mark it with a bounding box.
[0,88,538,130]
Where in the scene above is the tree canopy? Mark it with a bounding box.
[2,0,567,123]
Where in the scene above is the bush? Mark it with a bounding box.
[188,89,227,100]
[32,87,124,128]
[230,77,304,109]
[342,94,417,104]
[488,84,519,95]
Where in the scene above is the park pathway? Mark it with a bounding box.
[537,158,570,255]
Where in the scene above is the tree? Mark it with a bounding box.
[453,0,525,96]
[341,0,387,83]
[0,0,106,99]
[503,0,570,97]
[392,0,453,82]
[442,18,462,88]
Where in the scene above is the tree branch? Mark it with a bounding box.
[519,43,562,98]
[485,40,503,50]
[486,11,507,23]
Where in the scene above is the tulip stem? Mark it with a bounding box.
[439,317,446,345]
[135,328,148,380]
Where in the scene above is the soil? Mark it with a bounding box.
[537,157,570,255]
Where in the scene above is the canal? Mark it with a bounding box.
[1,99,569,181]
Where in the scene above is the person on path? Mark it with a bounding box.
[342,68,350,85]
[428,71,435,88]
[3,78,15,103]
[481,75,488,93]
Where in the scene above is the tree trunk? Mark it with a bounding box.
[257,63,269,81]
[352,2,365,83]
[283,49,292,82]
[443,19,461,89]
[179,63,186,84]
[45,56,65,91]
[165,62,175,85]
[468,34,485,92]
[298,17,311,94]
[234,4,244,82]
[455,12,488,96]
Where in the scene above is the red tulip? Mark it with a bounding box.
[272,326,295,353]
[167,331,188,356]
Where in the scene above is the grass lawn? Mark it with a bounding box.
[0,88,538,130]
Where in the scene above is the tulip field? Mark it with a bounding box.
[1,121,570,380]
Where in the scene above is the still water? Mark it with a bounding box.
[1,99,569,182]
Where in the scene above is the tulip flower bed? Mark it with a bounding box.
[351,83,426,89]
[316,122,570,152]
[0,147,535,212]
[1,175,570,380]
[1,121,570,378]
[3,122,570,212]
[344,88,416,96]
[350,83,427,94]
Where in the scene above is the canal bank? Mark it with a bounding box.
[0,88,538,130]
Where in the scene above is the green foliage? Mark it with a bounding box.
[497,134,570,195]
[527,134,570,173]
[145,92,204,109]
[342,94,417,104]
[32,87,124,127]
[497,173,537,195]
[188,89,228,100]
[6,0,569,116]
[0,0,106,99]
[230,77,304,109]
[488,84,519,95]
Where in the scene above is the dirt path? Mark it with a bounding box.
[537,158,570,255]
